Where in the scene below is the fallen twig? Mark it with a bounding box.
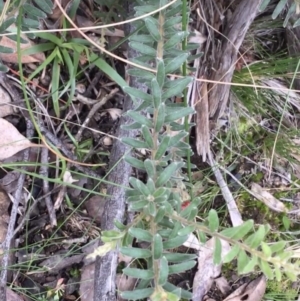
[0,118,33,301]
[208,150,243,227]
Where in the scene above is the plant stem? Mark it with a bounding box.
[182,0,193,199]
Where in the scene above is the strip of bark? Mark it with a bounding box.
[93,2,147,301]
[196,0,262,159]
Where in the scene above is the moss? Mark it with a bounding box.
[265,278,298,301]
[251,171,264,182]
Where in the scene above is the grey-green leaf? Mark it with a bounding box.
[120,247,152,259]
[120,288,154,300]
[147,178,156,193]
[121,137,148,149]
[168,260,196,274]
[155,135,170,160]
[164,32,186,50]
[0,45,14,54]
[144,159,156,178]
[259,0,271,12]
[127,110,152,127]
[129,42,156,56]
[124,155,146,170]
[0,17,15,32]
[142,126,154,148]
[144,201,156,216]
[163,235,189,249]
[220,220,254,240]
[272,0,288,19]
[241,256,258,274]
[35,0,53,14]
[127,68,155,80]
[259,259,274,279]
[223,244,240,263]
[129,228,153,242]
[269,241,286,254]
[123,86,152,102]
[151,78,162,108]
[123,267,154,280]
[154,103,165,132]
[164,107,194,123]
[156,58,165,87]
[244,224,269,248]
[169,131,188,147]
[129,177,151,196]
[129,199,149,211]
[156,162,184,186]
[164,253,197,263]
[145,17,160,41]
[162,77,193,100]
[208,209,219,232]
[153,234,163,259]
[213,237,222,265]
[158,257,169,285]
[23,3,47,18]
[154,206,166,223]
[177,225,195,236]
[164,16,182,29]
[237,250,249,274]
[165,53,189,74]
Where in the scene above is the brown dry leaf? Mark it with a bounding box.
[79,263,95,301]
[223,275,266,301]
[6,288,25,301]
[0,85,13,117]
[105,108,122,120]
[85,195,106,225]
[116,274,137,301]
[215,277,231,296]
[0,188,10,261]
[50,0,71,21]
[251,183,288,213]
[0,118,31,160]
[0,35,45,64]
[192,238,231,301]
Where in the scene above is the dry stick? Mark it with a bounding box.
[40,145,57,227]
[196,0,261,160]
[75,88,119,142]
[207,150,243,227]
[93,5,147,301]
[0,119,33,301]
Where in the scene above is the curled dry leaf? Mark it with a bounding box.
[0,85,14,117]
[0,118,31,160]
[215,277,231,296]
[105,108,122,120]
[223,275,266,301]
[251,183,288,213]
[193,238,231,301]
[0,34,45,64]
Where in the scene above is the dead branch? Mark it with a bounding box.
[93,2,148,301]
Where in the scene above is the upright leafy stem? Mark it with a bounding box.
[88,1,300,300]
[121,1,195,299]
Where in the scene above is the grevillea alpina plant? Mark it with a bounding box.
[88,1,300,300]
